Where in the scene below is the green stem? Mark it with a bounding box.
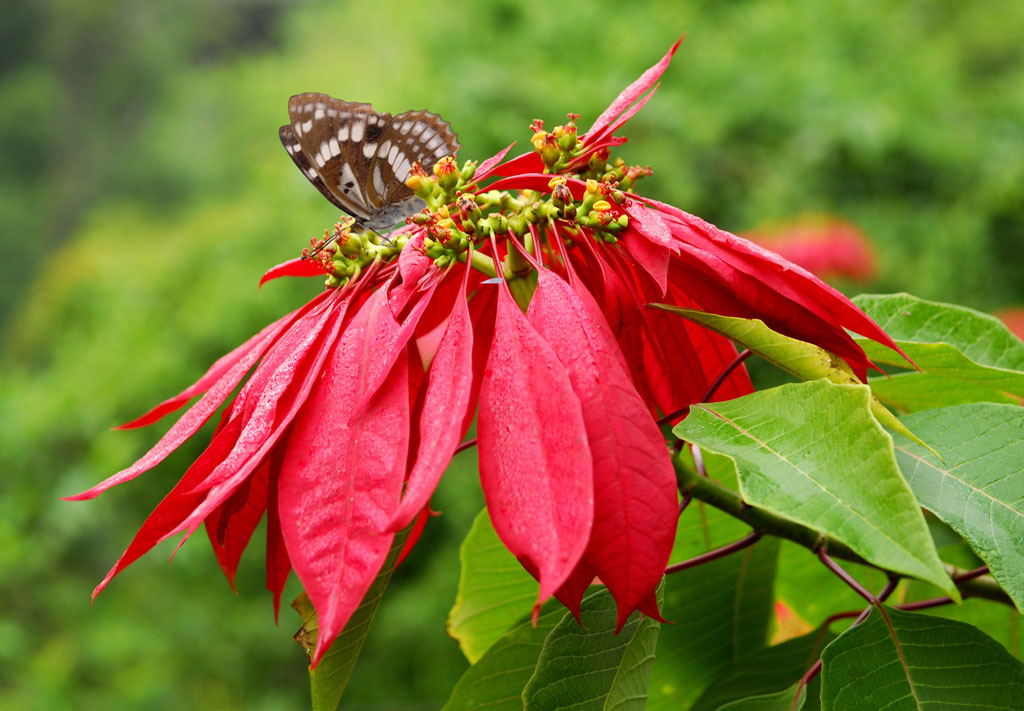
[459,249,498,278]
[504,236,529,275]
[503,237,536,312]
[507,274,536,312]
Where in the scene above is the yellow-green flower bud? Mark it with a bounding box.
[433,156,459,190]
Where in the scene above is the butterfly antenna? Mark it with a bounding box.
[302,229,342,261]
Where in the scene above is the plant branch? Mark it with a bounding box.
[818,548,875,604]
[664,532,762,575]
[896,597,955,612]
[957,576,1013,606]
[657,349,753,427]
[954,565,989,584]
[701,349,753,402]
[677,489,693,516]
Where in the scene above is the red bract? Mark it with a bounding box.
[74,37,905,664]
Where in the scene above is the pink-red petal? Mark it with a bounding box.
[388,267,474,531]
[478,150,544,181]
[64,293,333,502]
[205,458,270,591]
[389,232,432,315]
[584,36,683,143]
[259,257,327,286]
[395,505,431,568]
[622,225,671,295]
[91,415,244,600]
[277,292,412,666]
[181,289,349,502]
[477,283,593,614]
[352,278,439,415]
[528,270,677,628]
[114,303,312,431]
[265,449,292,622]
[473,142,517,183]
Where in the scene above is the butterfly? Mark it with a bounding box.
[279,92,460,232]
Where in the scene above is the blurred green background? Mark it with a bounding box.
[2,1,1023,709]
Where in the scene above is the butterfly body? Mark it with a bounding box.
[280,93,460,231]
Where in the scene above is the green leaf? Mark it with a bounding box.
[867,372,1022,411]
[447,508,538,662]
[716,684,806,711]
[522,586,662,711]
[649,538,780,709]
[443,602,567,711]
[924,512,985,570]
[650,305,846,382]
[691,629,832,711]
[673,380,955,597]
[651,304,934,453]
[820,606,1024,709]
[292,527,410,711]
[893,402,1024,612]
[899,586,1024,660]
[853,293,1024,371]
[853,293,1024,411]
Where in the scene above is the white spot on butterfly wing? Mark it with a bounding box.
[338,124,349,141]
[350,119,365,142]
[372,163,386,197]
[362,141,378,158]
[377,139,392,158]
[394,157,411,181]
[329,136,340,156]
[338,161,367,208]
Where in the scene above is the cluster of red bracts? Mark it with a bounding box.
[71,38,904,666]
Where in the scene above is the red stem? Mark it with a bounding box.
[896,596,958,612]
[954,565,989,583]
[678,489,693,516]
[665,532,762,575]
[657,349,753,426]
[817,547,875,604]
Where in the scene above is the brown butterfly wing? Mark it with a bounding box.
[283,93,382,223]
[375,109,462,204]
[280,93,461,230]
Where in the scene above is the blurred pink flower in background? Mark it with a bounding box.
[743,215,878,284]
